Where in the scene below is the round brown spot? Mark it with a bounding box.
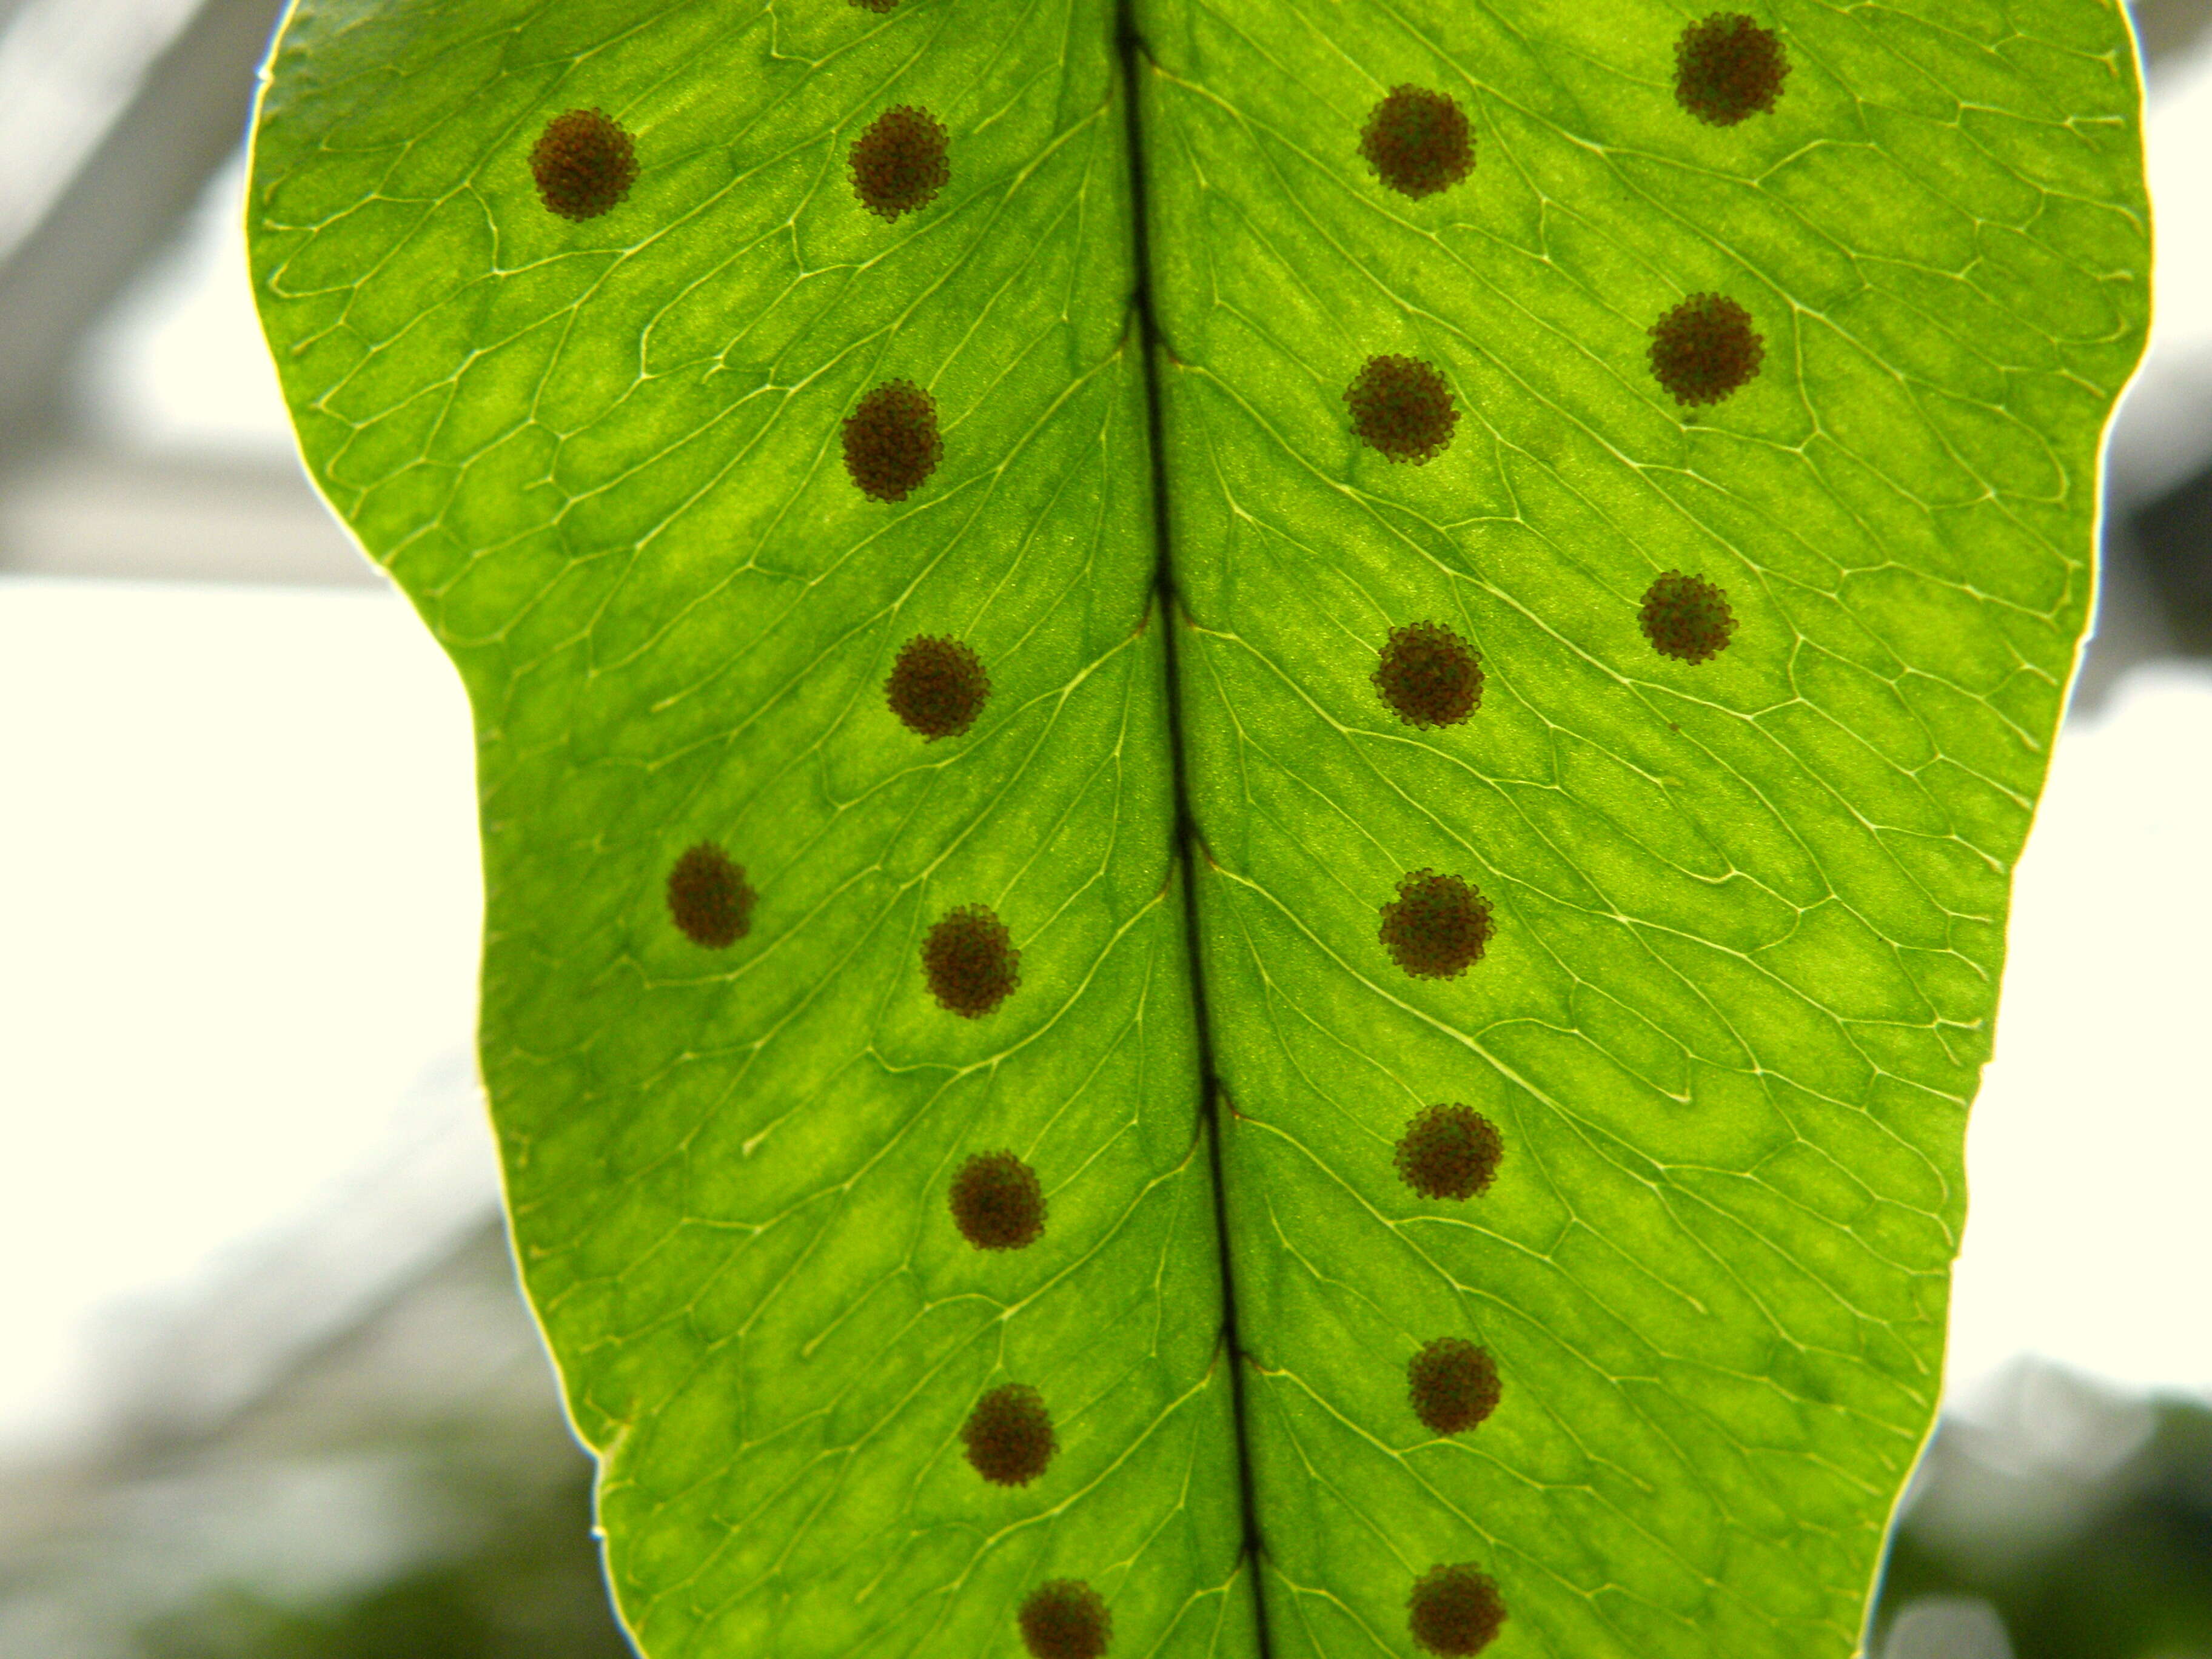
[1359,86,1474,199]
[666,842,754,948]
[529,108,638,222]
[1639,569,1738,664]
[949,1151,1045,1250]
[843,379,942,503]
[960,1383,1056,1486]
[1018,1580,1111,1659]
[848,0,899,11]
[1409,1564,1507,1657]
[887,634,989,739]
[1374,622,1482,728]
[1674,13,1789,127]
[1346,355,1458,464]
[1394,1104,1503,1202]
[1379,870,1492,980]
[1409,1338,1501,1436]
[1647,292,1763,406]
[922,903,1020,1017]
[850,104,949,221]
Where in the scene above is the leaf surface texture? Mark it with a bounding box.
[249,2,2148,1654]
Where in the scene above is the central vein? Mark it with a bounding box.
[1114,6,1275,1655]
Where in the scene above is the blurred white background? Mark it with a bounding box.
[0,3,2208,1657]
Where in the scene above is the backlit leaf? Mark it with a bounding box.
[249,2,2148,1654]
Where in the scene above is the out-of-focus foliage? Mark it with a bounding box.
[135,1459,630,1659]
[1877,1363,2212,1659]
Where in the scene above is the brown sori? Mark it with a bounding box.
[1647,292,1763,406]
[1395,1104,1504,1201]
[1346,355,1459,464]
[1674,13,1790,127]
[529,108,638,221]
[960,1383,1056,1486]
[1639,569,1738,663]
[1359,85,1475,198]
[1017,1580,1112,1659]
[665,842,754,948]
[850,104,950,220]
[1374,621,1483,728]
[922,902,1021,1016]
[1379,870,1494,980]
[844,379,943,503]
[1409,1564,1507,1655]
[948,1151,1046,1250]
[886,634,990,739]
[1408,1337,1501,1436]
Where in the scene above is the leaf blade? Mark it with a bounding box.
[1142,1,2143,1654]
[253,0,1259,1653]
[249,0,2148,1654]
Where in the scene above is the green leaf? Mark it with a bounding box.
[247,2,2147,1656]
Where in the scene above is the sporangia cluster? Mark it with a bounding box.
[850,104,951,221]
[529,108,637,220]
[886,634,991,738]
[1347,355,1460,464]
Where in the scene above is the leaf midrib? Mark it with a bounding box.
[1117,7,1276,1654]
